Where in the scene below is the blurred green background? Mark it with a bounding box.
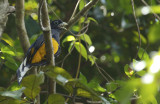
[1,0,160,103]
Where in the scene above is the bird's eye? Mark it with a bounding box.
[54,21,59,25]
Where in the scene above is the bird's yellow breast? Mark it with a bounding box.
[31,38,59,63]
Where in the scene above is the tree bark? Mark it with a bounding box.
[16,0,30,54]
[39,0,56,94]
[0,0,15,37]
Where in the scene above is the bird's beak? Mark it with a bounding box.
[58,22,68,29]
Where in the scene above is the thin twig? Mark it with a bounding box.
[61,0,100,37]
[131,0,141,60]
[69,0,81,21]
[75,38,82,78]
[141,0,160,21]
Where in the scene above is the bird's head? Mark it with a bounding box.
[51,20,67,30]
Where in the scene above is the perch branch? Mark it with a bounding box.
[38,0,56,94]
[16,0,30,53]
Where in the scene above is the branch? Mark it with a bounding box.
[131,0,141,60]
[0,0,15,37]
[39,0,55,66]
[39,0,56,94]
[16,0,30,53]
[69,0,81,21]
[60,0,100,37]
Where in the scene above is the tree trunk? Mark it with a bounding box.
[0,0,15,37]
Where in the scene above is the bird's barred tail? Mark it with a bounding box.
[17,57,30,84]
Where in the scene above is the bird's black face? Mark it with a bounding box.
[51,20,67,30]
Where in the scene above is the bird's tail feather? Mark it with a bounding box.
[17,57,30,84]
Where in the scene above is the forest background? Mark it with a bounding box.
[1,0,160,104]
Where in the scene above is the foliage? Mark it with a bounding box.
[1,0,160,103]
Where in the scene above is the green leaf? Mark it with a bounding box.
[88,55,97,65]
[62,35,75,46]
[72,25,80,31]
[133,31,147,44]
[4,61,18,71]
[138,48,149,61]
[21,72,44,99]
[48,94,65,104]
[79,73,88,85]
[56,75,69,85]
[88,17,98,24]
[124,64,134,78]
[79,17,85,24]
[136,70,146,76]
[1,46,15,56]
[148,24,160,43]
[77,88,92,98]
[45,66,72,79]
[3,54,18,71]
[88,80,106,92]
[68,41,74,53]
[114,79,140,104]
[139,82,158,104]
[106,82,118,92]
[75,42,88,60]
[1,33,14,46]
[0,98,23,104]
[80,73,106,92]
[80,34,92,46]
[0,87,25,100]
[79,0,85,10]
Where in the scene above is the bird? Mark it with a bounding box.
[16,20,67,84]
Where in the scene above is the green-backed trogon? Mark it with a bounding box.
[17,20,67,84]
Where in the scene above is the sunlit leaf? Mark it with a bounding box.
[25,0,38,10]
[79,0,85,10]
[114,79,140,104]
[62,35,75,46]
[138,48,149,61]
[80,34,92,46]
[8,82,22,91]
[88,17,98,24]
[75,42,88,60]
[0,87,25,100]
[21,72,44,99]
[136,70,146,76]
[72,25,80,31]
[30,13,38,20]
[77,88,92,98]
[88,55,97,65]
[0,45,15,56]
[139,82,158,104]
[48,94,65,104]
[45,66,72,79]
[79,17,85,24]
[1,33,14,46]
